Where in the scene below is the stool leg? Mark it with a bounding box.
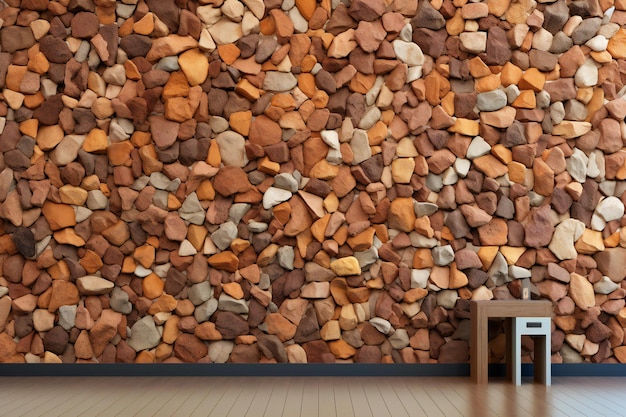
[512,319,521,385]
[535,333,551,386]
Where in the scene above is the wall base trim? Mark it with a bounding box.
[1,363,625,377]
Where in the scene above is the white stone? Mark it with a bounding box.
[241,11,260,36]
[586,35,608,51]
[549,218,586,260]
[392,40,424,66]
[58,305,77,331]
[508,265,531,279]
[594,276,620,295]
[532,28,554,51]
[263,187,293,209]
[441,166,458,185]
[595,196,624,222]
[321,130,340,150]
[466,136,491,159]
[575,59,599,88]
[389,329,410,349]
[369,317,393,334]
[454,158,471,177]
[567,148,589,183]
[400,24,413,42]
[222,0,244,22]
[199,28,217,51]
[288,7,308,33]
[407,65,423,82]
[178,240,198,256]
[411,269,430,288]
[459,31,487,54]
[550,102,565,124]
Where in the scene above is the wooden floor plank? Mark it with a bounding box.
[331,378,355,417]
[347,378,374,417]
[299,377,319,417]
[402,378,448,417]
[360,378,393,417]
[261,377,290,417]
[3,375,626,417]
[187,377,238,417]
[388,377,429,417]
[281,377,304,417]
[316,377,336,417]
[243,378,275,417]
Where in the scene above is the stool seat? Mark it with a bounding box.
[512,317,551,386]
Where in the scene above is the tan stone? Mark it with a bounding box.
[178,48,209,86]
[36,124,64,151]
[59,185,88,205]
[265,313,297,342]
[48,280,80,312]
[54,228,86,246]
[575,229,605,254]
[569,273,595,311]
[330,256,362,276]
[388,197,417,232]
[473,155,508,178]
[449,118,479,136]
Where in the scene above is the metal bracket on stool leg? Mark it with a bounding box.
[512,317,551,386]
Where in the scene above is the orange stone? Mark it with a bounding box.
[518,68,545,92]
[208,251,239,272]
[222,282,244,299]
[474,74,501,92]
[511,89,536,109]
[217,43,241,65]
[142,273,165,299]
[79,249,103,274]
[501,62,523,86]
[229,110,252,136]
[134,245,155,269]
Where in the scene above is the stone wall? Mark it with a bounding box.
[1,0,626,365]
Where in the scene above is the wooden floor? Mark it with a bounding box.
[1,376,625,417]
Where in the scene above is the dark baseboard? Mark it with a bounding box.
[1,363,625,377]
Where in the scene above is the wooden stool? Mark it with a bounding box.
[512,317,551,386]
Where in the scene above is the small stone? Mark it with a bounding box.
[76,276,114,295]
[569,273,595,311]
[330,257,362,276]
